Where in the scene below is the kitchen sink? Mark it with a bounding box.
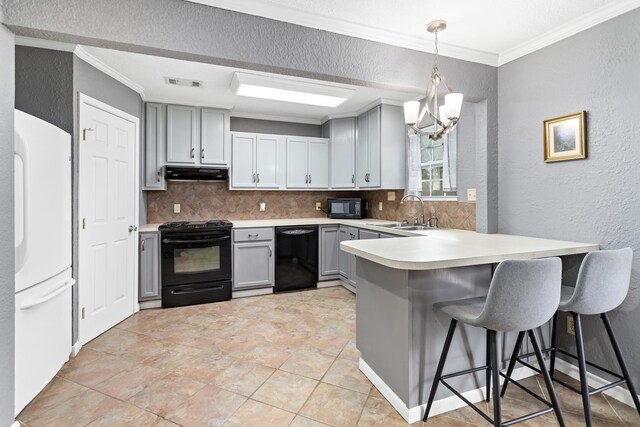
[391,225,431,231]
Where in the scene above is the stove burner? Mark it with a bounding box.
[159,220,232,230]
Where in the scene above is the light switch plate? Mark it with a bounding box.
[378,202,383,211]
[315,202,321,211]
[173,204,181,214]
[387,192,396,201]
[259,202,266,212]
[467,188,477,201]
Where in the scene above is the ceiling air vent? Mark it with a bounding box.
[165,77,204,88]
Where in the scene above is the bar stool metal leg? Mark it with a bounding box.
[549,312,558,377]
[423,319,458,422]
[601,313,640,415]
[486,329,492,402]
[500,331,526,397]
[573,312,592,427]
[528,329,566,427]
[488,329,502,426]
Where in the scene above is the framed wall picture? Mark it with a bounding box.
[543,111,586,162]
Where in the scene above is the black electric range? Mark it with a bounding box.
[159,220,233,308]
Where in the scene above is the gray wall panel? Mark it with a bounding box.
[3,0,498,232]
[15,46,73,133]
[498,9,640,385]
[0,0,15,420]
[230,117,322,137]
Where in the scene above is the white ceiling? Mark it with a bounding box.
[77,46,417,124]
[187,0,640,65]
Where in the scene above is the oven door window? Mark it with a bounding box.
[174,246,221,274]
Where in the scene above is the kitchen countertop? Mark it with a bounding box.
[139,218,422,236]
[341,229,599,270]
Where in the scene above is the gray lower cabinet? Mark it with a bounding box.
[139,231,161,301]
[233,228,274,290]
[319,225,340,279]
[338,226,359,287]
[359,229,380,240]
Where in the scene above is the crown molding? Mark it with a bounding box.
[15,35,76,52]
[73,46,146,97]
[230,111,322,125]
[498,0,640,65]
[145,98,234,110]
[185,0,499,66]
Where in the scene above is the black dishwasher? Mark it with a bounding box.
[275,226,319,292]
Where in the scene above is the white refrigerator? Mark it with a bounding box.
[14,110,74,416]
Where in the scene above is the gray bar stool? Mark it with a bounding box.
[423,258,565,426]
[501,248,638,427]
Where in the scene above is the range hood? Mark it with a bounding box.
[165,166,229,182]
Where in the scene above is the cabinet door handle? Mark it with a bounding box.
[305,175,308,184]
[252,173,256,183]
[308,175,311,184]
[269,246,273,257]
[157,170,161,182]
[201,148,205,159]
[256,173,260,183]
[248,233,259,238]
[190,148,195,159]
[141,239,145,251]
[351,174,355,183]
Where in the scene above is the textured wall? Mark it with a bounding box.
[231,117,322,137]
[0,0,15,421]
[2,0,498,233]
[498,9,640,386]
[15,46,73,133]
[72,56,144,342]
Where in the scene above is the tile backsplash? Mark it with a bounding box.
[146,183,476,231]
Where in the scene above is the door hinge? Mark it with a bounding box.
[82,128,94,141]
[81,307,86,319]
[82,218,87,229]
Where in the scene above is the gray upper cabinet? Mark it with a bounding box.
[356,104,406,189]
[139,231,160,301]
[319,225,340,279]
[167,105,198,164]
[200,108,228,166]
[329,117,356,188]
[144,103,166,190]
[286,137,329,189]
[231,133,279,189]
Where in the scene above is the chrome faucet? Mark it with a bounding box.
[400,194,426,225]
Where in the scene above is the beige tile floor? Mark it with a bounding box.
[17,286,640,426]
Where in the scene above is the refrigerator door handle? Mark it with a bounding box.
[15,135,28,273]
[20,278,76,310]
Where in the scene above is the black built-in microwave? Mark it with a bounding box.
[327,198,366,219]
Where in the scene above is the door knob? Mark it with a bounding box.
[128,225,138,232]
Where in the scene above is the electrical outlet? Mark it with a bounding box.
[316,202,321,211]
[259,202,266,212]
[467,188,477,201]
[567,316,575,335]
[378,202,383,211]
[173,204,181,214]
[387,192,396,201]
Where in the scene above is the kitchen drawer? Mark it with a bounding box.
[233,227,274,242]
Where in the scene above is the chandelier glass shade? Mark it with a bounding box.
[404,20,463,140]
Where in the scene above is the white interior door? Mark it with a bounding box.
[79,94,138,344]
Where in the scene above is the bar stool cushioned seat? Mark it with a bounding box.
[423,258,566,426]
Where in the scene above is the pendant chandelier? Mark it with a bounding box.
[404,20,463,140]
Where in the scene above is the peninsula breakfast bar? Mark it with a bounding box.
[341,228,598,424]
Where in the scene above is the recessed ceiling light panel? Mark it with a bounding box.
[230,72,354,107]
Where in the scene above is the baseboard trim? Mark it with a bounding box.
[359,358,537,423]
[317,280,342,288]
[70,341,83,357]
[139,300,161,310]
[554,359,640,408]
[341,281,356,294]
[232,287,273,298]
